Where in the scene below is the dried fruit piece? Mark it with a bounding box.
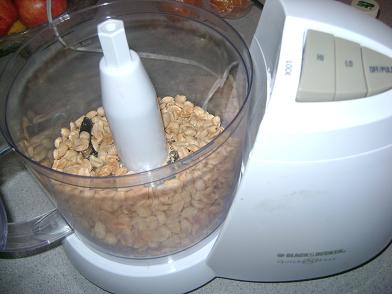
[80,116,93,134]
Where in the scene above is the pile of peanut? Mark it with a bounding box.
[51,106,127,177]
[161,95,223,160]
[41,95,241,257]
[51,95,224,176]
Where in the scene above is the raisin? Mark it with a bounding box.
[80,117,93,134]
[79,117,97,157]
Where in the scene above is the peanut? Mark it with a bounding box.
[48,96,235,257]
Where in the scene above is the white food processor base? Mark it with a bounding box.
[62,232,218,294]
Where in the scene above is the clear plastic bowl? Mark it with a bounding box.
[0,0,252,258]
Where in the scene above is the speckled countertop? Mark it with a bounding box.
[1,1,392,293]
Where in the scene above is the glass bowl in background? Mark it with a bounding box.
[0,0,98,57]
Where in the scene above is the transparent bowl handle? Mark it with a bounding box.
[0,144,73,258]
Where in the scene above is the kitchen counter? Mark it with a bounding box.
[1,1,392,293]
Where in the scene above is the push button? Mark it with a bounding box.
[362,47,392,96]
[296,30,335,102]
[335,37,367,100]
[296,30,392,102]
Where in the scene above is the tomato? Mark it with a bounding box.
[0,0,18,36]
[15,0,67,28]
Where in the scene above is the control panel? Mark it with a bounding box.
[296,30,392,102]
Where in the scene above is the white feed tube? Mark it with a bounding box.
[97,19,167,172]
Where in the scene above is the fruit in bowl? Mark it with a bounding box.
[208,0,253,18]
[0,0,99,57]
[0,0,18,36]
[15,0,67,28]
[0,0,67,37]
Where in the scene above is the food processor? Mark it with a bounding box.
[1,0,392,293]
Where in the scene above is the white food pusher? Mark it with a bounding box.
[98,19,167,172]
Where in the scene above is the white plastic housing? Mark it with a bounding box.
[208,0,392,281]
[63,233,217,294]
[98,19,167,172]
